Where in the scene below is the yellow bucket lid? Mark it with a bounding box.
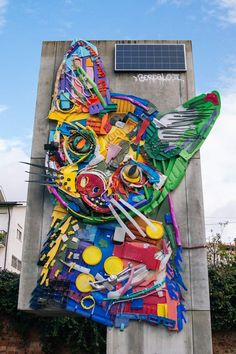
[82,246,102,265]
[146,221,164,240]
[75,273,95,293]
[104,256,124,275]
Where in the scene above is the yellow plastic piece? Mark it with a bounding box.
[44,234,62,270]
[104,256,124,275]
[75,273,95,293]
[157,304,167,317]
[111,98,135,114]
[86,58,93,67]
[104,126,128,145]
[49,110,89,124]
[146,221,164,240]
[129,146,145,163]
[61,244,67,251]
[59,216,72,234]
[82,246,102,265]
[40,267,49,285]
[80,295,95,310]
[122,172,140,183]
[54,269,60,277]
[56,165,78,194]
[67,252,73,259]
[69,262,76,272]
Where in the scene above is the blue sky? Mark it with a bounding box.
[0,0,236,242]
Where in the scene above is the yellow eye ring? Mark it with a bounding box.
[121,172,141,183]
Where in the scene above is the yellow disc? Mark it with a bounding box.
[75,273,95,293]
[146,221,164,240]
[104,256,124,275]
[82,246,102,265]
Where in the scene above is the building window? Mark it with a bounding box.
[11,255,22,271]
[16,228,22,241]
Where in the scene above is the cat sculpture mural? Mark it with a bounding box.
[29,40,220,331]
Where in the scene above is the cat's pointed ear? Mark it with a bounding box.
[50,40,116,118]
[144,91,221,161]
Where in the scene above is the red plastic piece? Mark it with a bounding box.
[204,93,219,105]
[134,119,150,144]
[113,242,160,270]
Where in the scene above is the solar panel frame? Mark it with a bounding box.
[114,43,187,72]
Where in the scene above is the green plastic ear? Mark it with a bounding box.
[142,91,221,212]
[144,91,221,161]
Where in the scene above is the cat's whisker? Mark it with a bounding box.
[110,198,146,238]
[119,198,156,231]
[108,203,136,240]
[25,180,57,186]
[20,161,62,174]
[25,171,57,179]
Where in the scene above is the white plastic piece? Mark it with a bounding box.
[72,224,79,231]
[108,204,136,240]
[110,198,146,238]
[62,234,68,242]
[113,226,126,243]
[59,259,90,274]
[107,266,148,299]
[119,198,156,231]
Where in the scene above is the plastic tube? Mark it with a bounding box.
[110,198,146,238]
[49,187,68,208]
[119,198,156,231]
[108,204,136,240]
[168,193,181,246]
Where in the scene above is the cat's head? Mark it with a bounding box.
[43,40,220,226]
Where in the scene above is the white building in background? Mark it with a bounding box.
[0,186,26,273]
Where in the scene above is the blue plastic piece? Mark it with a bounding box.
[164,212,173,224]
[131,298,144,310]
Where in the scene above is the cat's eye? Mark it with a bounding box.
[121,164,142,184]
[68,132,95,155]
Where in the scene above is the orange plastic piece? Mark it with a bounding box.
[86,58,93,67]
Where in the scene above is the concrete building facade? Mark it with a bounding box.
[18,40,213,354]
[0,186,26,273]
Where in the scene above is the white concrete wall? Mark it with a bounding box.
[0,204,26,273]
[0,206,9,269]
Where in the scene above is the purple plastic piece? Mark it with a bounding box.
[168,193,182,246]
[48,264,59,280]
[164,145,177,153]
[89,103,103,115]
[49,187,68,208]
[111,94,149,111]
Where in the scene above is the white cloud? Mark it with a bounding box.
[216,0,236,24]
[146,0,190,14]
[201,65,236,243]
[205,0,236,25]
[0,0,8,30]
[0,104,8,113]
[0,138,30,201]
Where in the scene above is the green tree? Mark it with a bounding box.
[207,234,236,331]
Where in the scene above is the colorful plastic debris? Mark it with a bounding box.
[29,39,221,332]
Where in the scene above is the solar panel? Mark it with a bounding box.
[115,44,187,72]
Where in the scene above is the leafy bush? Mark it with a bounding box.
[0,270,106,354]
[207,235,236,331]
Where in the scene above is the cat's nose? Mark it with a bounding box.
[76,171,107,198]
